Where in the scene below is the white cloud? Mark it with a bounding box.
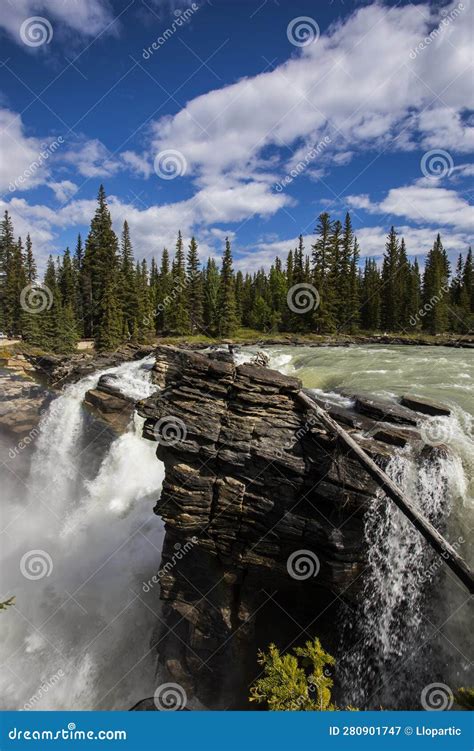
[62,138,121,179]
[120,150,153,178]
[0,108,54,193]
[47,179,78,202]
[0,0,114,44]
[347,183,474,232]
[150,0,473,186]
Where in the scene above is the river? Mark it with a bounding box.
[0,345,472,710]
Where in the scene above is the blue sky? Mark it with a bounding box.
[0,0,472,272]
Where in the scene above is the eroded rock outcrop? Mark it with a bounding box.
[137,346,443,708]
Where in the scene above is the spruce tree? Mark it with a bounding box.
[0,211,15,332]
[168,231,190,335]
[186,237,204,334]
[217,238,238,337]
[82,185,121,342]
[381,227,400,331]
[119,220,139,339]
[203,258,220,335]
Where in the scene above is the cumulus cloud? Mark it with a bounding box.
[0,0,114,44]
[48,180,78,202]
[0,108,56,194]
[346,183,474,232]
[150,0,473,184]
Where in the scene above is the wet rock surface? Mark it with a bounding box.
[136,345,443,709]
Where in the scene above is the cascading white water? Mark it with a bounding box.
[0,358,165,710]
[340,438,469,709]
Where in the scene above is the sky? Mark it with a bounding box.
[0,0,472,273]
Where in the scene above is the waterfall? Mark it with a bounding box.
[340,442,467,709]
[0,357,165,711]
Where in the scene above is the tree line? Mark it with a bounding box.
[0,185,472,353]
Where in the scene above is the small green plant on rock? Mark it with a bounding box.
[250,637,355,711]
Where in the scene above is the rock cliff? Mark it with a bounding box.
[136,346,441,709]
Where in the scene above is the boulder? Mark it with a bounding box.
[400,394,451,417]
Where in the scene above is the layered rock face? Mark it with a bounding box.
[136,347,405,709]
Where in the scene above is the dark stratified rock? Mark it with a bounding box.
[353,395,418,426]
[137,347,392,709]
[83,374,136,433]
[400,394,451,417]
[26,343,155,386]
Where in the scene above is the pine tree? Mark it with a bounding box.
[360,258,381,330]
[381,227,400,331]
[337,212,354,328]
[119,220,139,339]
[312,213,336,332]
[82,185,121,342]
[168,231,190,335]
[347,237,360,332]
[203,258,220,334]
[24,234,37,283]
[73,234,85,336]
[0,211,15,332]
[186,237,204,334]
[217,238,238,337]
[156,248,173,333]
[5,237,27,336]
[421,234,450,334]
